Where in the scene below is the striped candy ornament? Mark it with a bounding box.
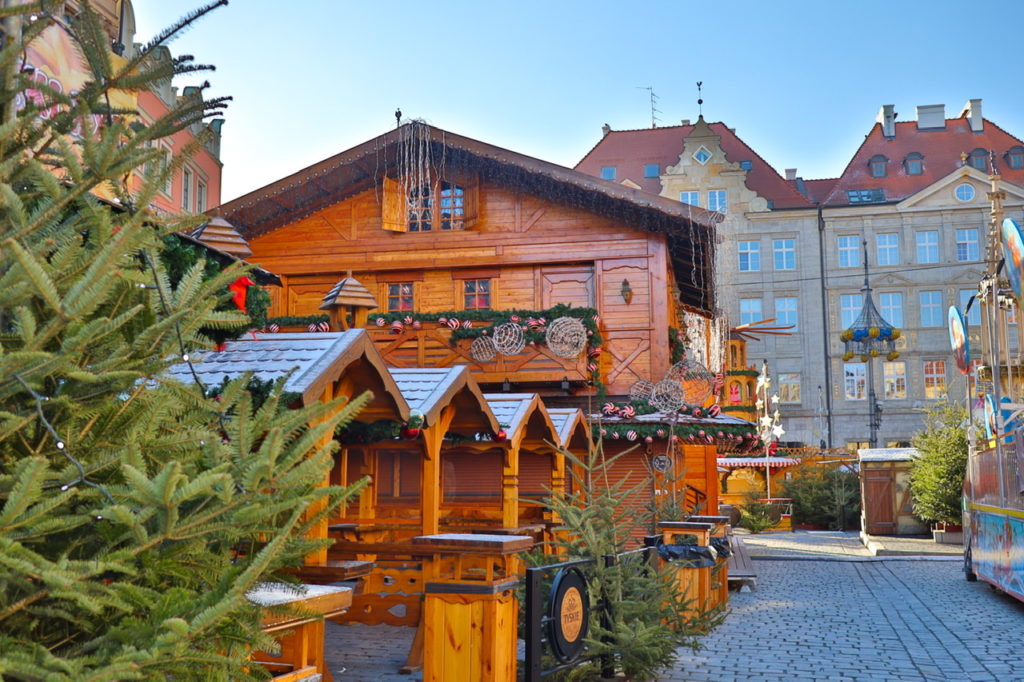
[626,430,638,441]
[318,321,330,332]
[447,318,460,330]
[375,317,386,327]
[267,322,280,333]
[307,323,318,332]
[390,320,405,334]
[602,402,618,416]
[618,405,636,419]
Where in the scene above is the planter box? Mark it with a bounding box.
[932,529,964,545]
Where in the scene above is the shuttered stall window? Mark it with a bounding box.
[377,448,422,501]
[443,449,501,501]
[595,444,653,543]
[519,450,553,498]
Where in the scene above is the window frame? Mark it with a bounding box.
[959,289,980,326]
[869,154,888,178]
[773,238,796,271]
[923,360,947,399]
[876,233,900,266]
[739,298,763,326]
[707,190,727,213]
[1007,146,1024,170]
[196,179,207,213]
[679,191,700,207]
[738,240,761,272]
[462,278,492,311]
[905,152,923,176]
[643,163,660,178]
[954,183,976,202]
[181,167,193,211]
[774,296,798,331]
[915,231,939,264]
[883,361,907,400]
[955,228,979,261]
[919,290,943,327]
[969,148,988,171]
[386,282,415,312]
[840,294,863,329]
[838,236,861,268]
[879,292,903,327]
[778,372,801,404]
[600,166,616,181]
[844,363,867,401]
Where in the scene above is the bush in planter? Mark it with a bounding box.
[781,467,861,530]
[910,402,969,525]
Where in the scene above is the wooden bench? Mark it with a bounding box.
[727,535,757,591]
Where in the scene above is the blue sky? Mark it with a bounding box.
[133,1,1024,203]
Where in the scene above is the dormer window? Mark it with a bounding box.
[1007,146,1024,170]
[869,155,888,178]
[408,181,465,231]
[969,148,988,171]
[905,152,924,176]
[693,146,712,165]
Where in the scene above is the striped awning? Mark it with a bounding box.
[717,457,799,468]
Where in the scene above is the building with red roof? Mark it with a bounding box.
[577,101,1024,452]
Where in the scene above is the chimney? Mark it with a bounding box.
[916,104,946,130]
[680,119,691,126]
[876,104,896,137]
[959,98,983,132]
[785,168,798,180]
[601,123,611,137]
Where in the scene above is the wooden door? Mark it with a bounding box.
[863,467,896,535]
[540,265,594,309]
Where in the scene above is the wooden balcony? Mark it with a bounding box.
[364,322,591,389]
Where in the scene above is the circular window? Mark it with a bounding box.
[955,183,976,202]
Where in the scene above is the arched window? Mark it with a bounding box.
[968,148,988,172]
[869,154,888,178]
[1006,146,1024,170]
[904,152,923,176]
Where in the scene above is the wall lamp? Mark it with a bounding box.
[620,279,634,305]
[502,377,511,392]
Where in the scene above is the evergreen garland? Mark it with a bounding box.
[266,313,330,328]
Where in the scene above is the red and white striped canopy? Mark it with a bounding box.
[717,457,799,468]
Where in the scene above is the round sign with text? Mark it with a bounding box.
[548,567,590,663]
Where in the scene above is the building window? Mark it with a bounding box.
[1008,303,1017,325]
[915,231,938,264]
[463,279,491,310]
[196,180,207,213]
[738,241,760,271]
[600,166,616,180]
[408,181,465,232]
[693,146,712,165]
[643,163,660,178]
[876,233,900,266]
[707,190,727,213]
[838,236,861,268]
[840,294,862,329]
[919,291,943,327]
[161,147,172,195]
[775,296,798,330]
[844,363,867,401]
[387,283,414,312]
[1007,146,1024,170]
[883,362,907,399]
[905,152,924,176]
[773,239,796,270]
[739,298,762,325]
[679,191,700,207]
[959,290,980,326]
[869,154,888,178]
[879,292,903,327]
[954,183,976,202]
[969,148,988,171]
[955,229,979,261]
[847,188,886,204]
[181,167,192,210]
[923,360,947,399]
[740,160,753,171]
[778,373,801,404]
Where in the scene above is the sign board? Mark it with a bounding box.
[548,567,589,664]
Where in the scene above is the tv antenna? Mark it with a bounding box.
[696,81,704,117]
[636,86,661,128]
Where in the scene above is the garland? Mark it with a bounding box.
[203,375,300,411]
[722,404,756,413]
[728,369,759,377]
[266,314,330,328]
[668,327,685,365]
[336,419,402,444]
[592,421,762,450]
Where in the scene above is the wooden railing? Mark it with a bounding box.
[364,322,590,386]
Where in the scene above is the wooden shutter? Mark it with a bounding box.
[381,176,407,232]
[443,450,502,499]
[541,265,595,308]
[377,450,396,498]
[399,451,421,498]
[519,451,553,497]
[461,172,479,229]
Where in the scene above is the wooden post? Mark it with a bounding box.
[413,534,532,682]
[501,437,522,529]
[422,406,455,536]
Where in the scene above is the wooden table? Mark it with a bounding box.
[248,583,353,682]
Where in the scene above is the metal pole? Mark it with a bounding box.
[867,358,878,448]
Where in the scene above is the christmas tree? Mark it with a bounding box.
[0,4,363,678]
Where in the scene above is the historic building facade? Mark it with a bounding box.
[577,100,1024,450]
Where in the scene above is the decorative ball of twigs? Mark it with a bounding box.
[493,322,526,355]
[666,358,716,406]
[470,335,497,362]
[650,379,686,412]
[545,317,588,358]
[629,379,656,403]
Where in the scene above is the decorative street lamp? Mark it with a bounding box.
[839,241,903,448]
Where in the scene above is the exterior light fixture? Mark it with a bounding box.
[620,279,633,304]
[561,376,570,392]
[502,377,511,392]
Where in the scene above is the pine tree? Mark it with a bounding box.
[910,402,969,525]
[0,4,363,679]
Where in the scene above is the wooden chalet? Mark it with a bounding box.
[214,121,720,400]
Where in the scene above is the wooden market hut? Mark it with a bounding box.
[213,120,721,401]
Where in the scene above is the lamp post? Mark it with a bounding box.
[839,241,902,448]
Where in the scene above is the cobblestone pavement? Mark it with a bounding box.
[667,534,1024,681]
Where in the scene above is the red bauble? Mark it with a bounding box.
[492,429,507,443]
[400,427,421,440]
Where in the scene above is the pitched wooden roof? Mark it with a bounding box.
[191,216,253,259]
[483,393,559,445]
[165,330,408,420]
[215,121,721,241]
[320,275,378,311]
[389,366,499,433]
[546,407,591,451]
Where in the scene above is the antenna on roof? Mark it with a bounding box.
[636,86,661,128]
[696,81,704,118]
[395,108,402,128]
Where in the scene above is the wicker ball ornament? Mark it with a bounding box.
[470,335,497,362]
[650,379,686,412]
[545,317,588,358]
[629,379,655,403]
[492,322,526,355]
[666,358,716,406]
